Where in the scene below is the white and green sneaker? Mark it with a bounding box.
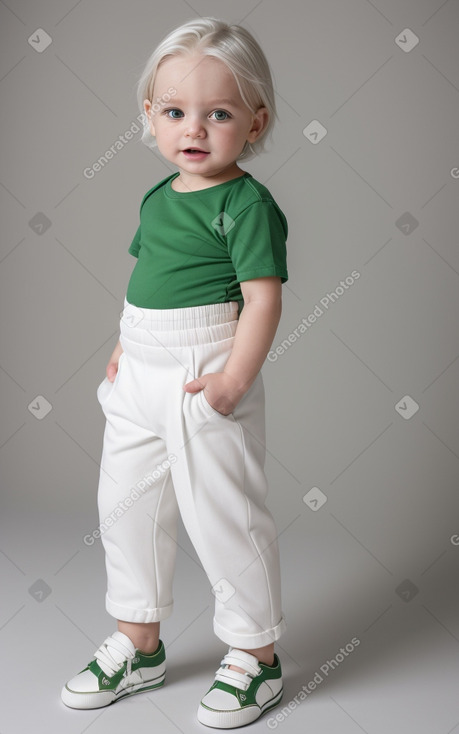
[61,631,166,709]
[197,648,283,728]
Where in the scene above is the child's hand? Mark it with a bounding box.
[183,372,245,416]
[106,340,124,383]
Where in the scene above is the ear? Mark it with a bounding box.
[246,107,269,144]
[143,99,156,137]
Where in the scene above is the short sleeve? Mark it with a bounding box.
[226,201,288,284]
[128,224,141,258]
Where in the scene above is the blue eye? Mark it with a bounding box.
[163,108,230,121]
[165,109,183,119]
[212,110,230,121]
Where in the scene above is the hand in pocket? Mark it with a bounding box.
[107,339,124,383]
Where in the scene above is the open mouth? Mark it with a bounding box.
[183,148,209,155]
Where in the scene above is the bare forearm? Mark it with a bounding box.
[223,298,282,394]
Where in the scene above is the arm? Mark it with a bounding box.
[183,276,283,415]
[223,276,282,393]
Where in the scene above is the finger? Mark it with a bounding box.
[106,364,118,383]
[183,377,206,392]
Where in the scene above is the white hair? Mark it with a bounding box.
[135,17,278,160]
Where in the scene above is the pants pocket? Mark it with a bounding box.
[96,351,126,407]
[199,387,234,419]
[189,337,236,423]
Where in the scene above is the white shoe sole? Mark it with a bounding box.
[61,672,166,710]
[197,687,283,728]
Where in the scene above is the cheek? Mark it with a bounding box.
[155,121,175,141]
[214,123,242,145]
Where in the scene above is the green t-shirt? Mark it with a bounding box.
[126,171,288,309]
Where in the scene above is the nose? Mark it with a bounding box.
[184,114,207,139]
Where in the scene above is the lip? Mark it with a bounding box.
[182,149,210,161]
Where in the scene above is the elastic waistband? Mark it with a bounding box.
[122,297,239,329]
[120,297,240,348]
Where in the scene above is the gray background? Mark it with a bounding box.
[1,0,459,732]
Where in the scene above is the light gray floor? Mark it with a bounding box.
[1,490,458,734]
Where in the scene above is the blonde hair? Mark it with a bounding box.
[136,17,278,160]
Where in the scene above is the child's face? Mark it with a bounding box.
[144,53,268,187]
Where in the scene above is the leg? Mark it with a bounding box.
[61,365,172,709]
[171,340,286,649]
[96,349,180,624]
[62,316,180,710]
[170,340,286,727]
[230,642,274,671]
[117,621,160,654]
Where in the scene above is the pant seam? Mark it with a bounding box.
[151,467,173,611]
[238,418,276,634]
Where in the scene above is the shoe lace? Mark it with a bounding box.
[94,634,135,678]
[214,649,262,692]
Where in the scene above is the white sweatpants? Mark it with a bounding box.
[95,297,287,649]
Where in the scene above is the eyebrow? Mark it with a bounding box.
[170,98,241,108]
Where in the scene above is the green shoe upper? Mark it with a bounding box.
[201,648,282,711]
[80,634,165,692]
[85,640,166,691]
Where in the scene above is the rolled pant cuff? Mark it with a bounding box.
[213,615,287,650]
[105,594,174,623]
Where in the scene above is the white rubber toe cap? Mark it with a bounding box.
[201,687,239,711]
[61,669,115,710]
[64,669,99,694]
